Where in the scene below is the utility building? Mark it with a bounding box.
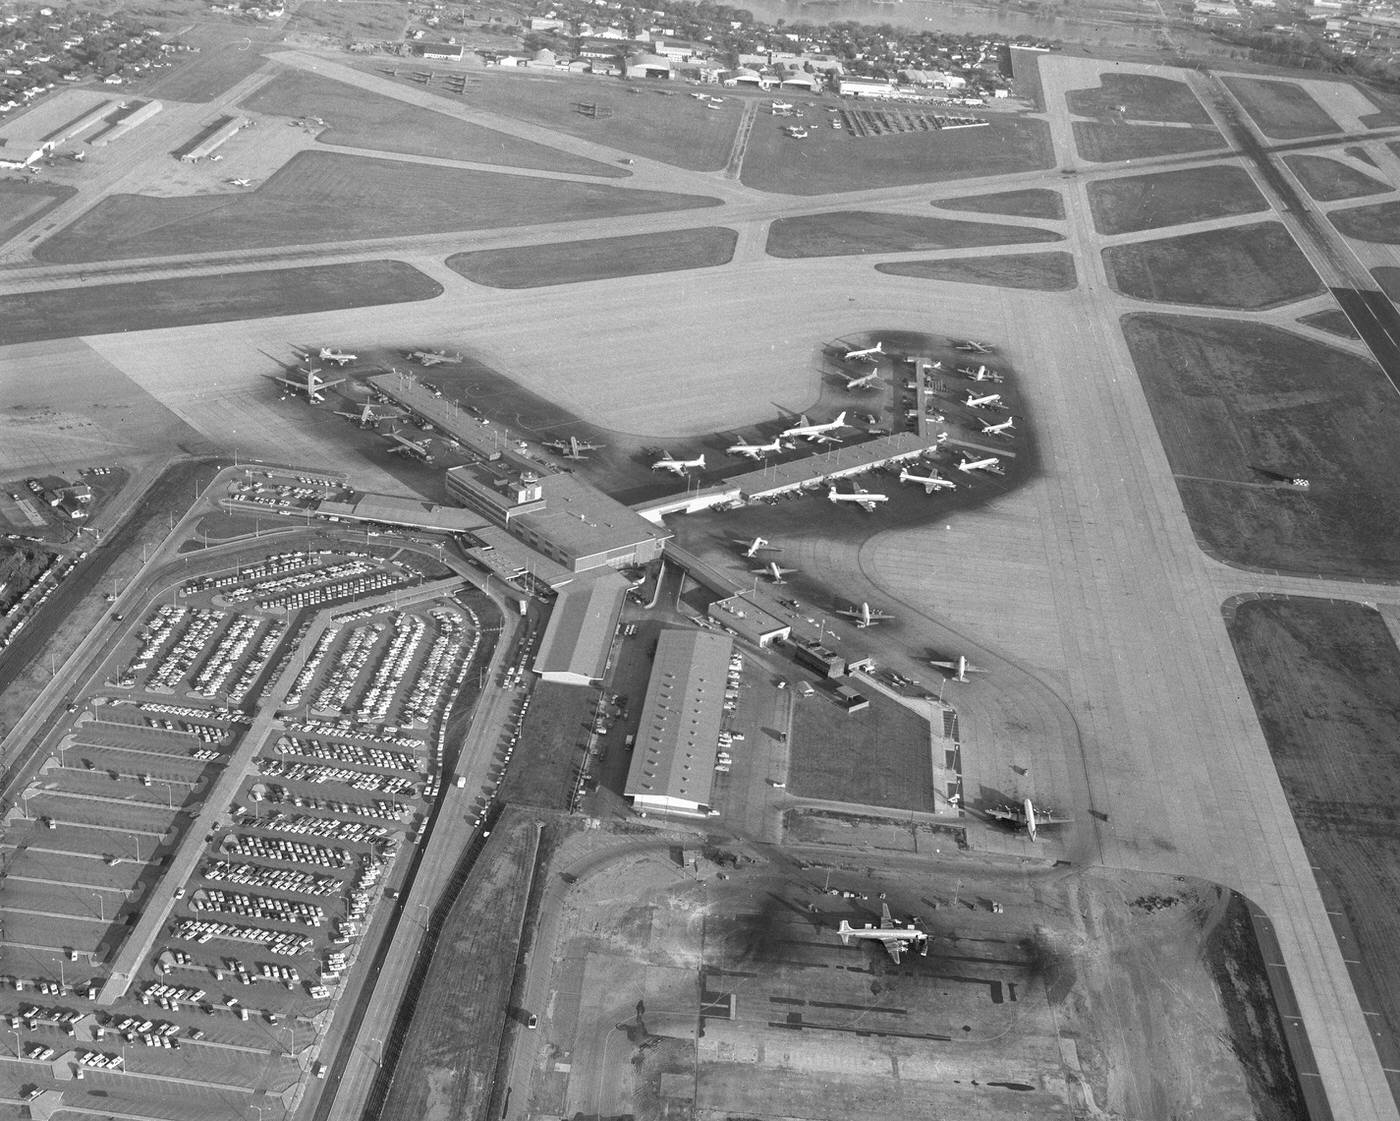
[624,629,734,816]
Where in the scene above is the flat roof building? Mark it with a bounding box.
[624,629,734,816]
[533,571,629,686]
[446,463,671,573]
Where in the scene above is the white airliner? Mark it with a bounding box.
[385,428,434,462]
[754,560,796,584]
[726,436,788,460]
[843,341,884,362]
[315,347,358,367]
[981,416,1015,437]
[929,655,984,682]
[965,391,1002,410]
[953,339,993,354]
[898,467,956,494]
[827,484,887,512]
[986,797,1071,843]
[228,177,252,187]
[733,536,780,559]
[957,455,1000,474]
[959,364,1002,383]
[275,365,344,404]
[837,902,927,963]
[781,412,850,443]
[337,401,405,428]
[843,369,880,392]
[652,451,705,475]
[837,601,894,628]
[771,100,793,111]
[407,349,463,367]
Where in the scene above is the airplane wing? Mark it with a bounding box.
[1032,810,1073,826]
[880,902,893,927]
[984,805,1025,825]
[884,940,904,964]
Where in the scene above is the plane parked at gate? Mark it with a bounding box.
[986,797,1071,842]
[275,364,344,404]
[544,435,604,460]
[837,601,894,628]
[957,455,1000,475]
[953,339,993,354]
[958,364,1002,383]
[385,428,434,462]
[726,436,788,460]
[407,349,463,367]
[733,536,780,558]
[843,341,884,362]
[781,412,850,443]
[898,467,956,493]
[337,401,405,428]
[836,902,927,963]
[827,483,887,512]
[316,347,358,367]
[981,417,1015,437]
[754,560,796,584]
[652,451,705,475]
[929,655,984,682]
[965,391,1003,410]
[843,369,880,392]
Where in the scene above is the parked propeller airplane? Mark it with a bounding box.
[827,483,887,512]
[316,347,358,367]
[843,369,880,392]
[733,536,780,558]
[965,391,1003,410]
[385,428,434,462]
[843,341,884,362]
[929,655,984,683]
[754,560,796,584]
[837,601,894,628]
[959,364,1003,383]
[836,902,927,963]
[726,436,788,460]
[652,451,705,475]
[544,435,604,460]
[953,339,993,354]
[985,797,1071,843]
[337,401,405,428]
[981,416,1015,437]
[957,455,1000,475]
[898,467,956,494]
[406,349,462,367]
[782,412,850,443]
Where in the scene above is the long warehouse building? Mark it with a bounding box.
[623,628,733,817]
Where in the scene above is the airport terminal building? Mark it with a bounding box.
[623,628,734,816]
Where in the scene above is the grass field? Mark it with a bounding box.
[377,809,543,1121]
[1282,154,1391,202]
[1066,73,1211,124]
[142,24,281,103]
[930,188,1064,220]
[1087,165,1266,235]
[1329,198,1400,244]
[0,260,441,346]
[1223,77,1340,139]
[1346,144,1379,165]
[1072,121,1227,163]
[241,70,625,177]
[498,682,593,810]
[741,116,1055,195]
[282,0,408,42]
[788,688,935,812]
[0,181,76,248]
[1226,596,1400,1092]
[35,151,721,263]
[875,251,1076,290]
[1358,85,1400,127]
[366,65,743,172]
[1009,46,1046,111]
[1373,267,1400,300]
[447,227,737,288]
[1103,222,1321,310]
[1297,307,1360,339]
[1121,312,1400,577]
[766,210,1062,258]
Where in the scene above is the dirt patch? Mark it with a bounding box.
[1087,165,1266,235]
[1121,312,1400,578]
[448,227,737,288]
[1282,154,1392,202]
[1330,198,1400,244]
[876,251,1076,291]
[1066,72,1211,124]
[1226,595,1400,1110]
[931,188,1064,220]
[34,150,720,263]
[1072,121,1226,162]
[0,260,443,346]
[767,210,1061,258]
[240,69,625,177]
[1103,222,1321,310]
[1224,77,1340,139]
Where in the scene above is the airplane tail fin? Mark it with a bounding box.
[697,455,706,469]
[874,341,883,353]
[834,411,847,425]
[837,920,853,944]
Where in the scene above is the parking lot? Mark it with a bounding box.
[0,540,489,1117]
